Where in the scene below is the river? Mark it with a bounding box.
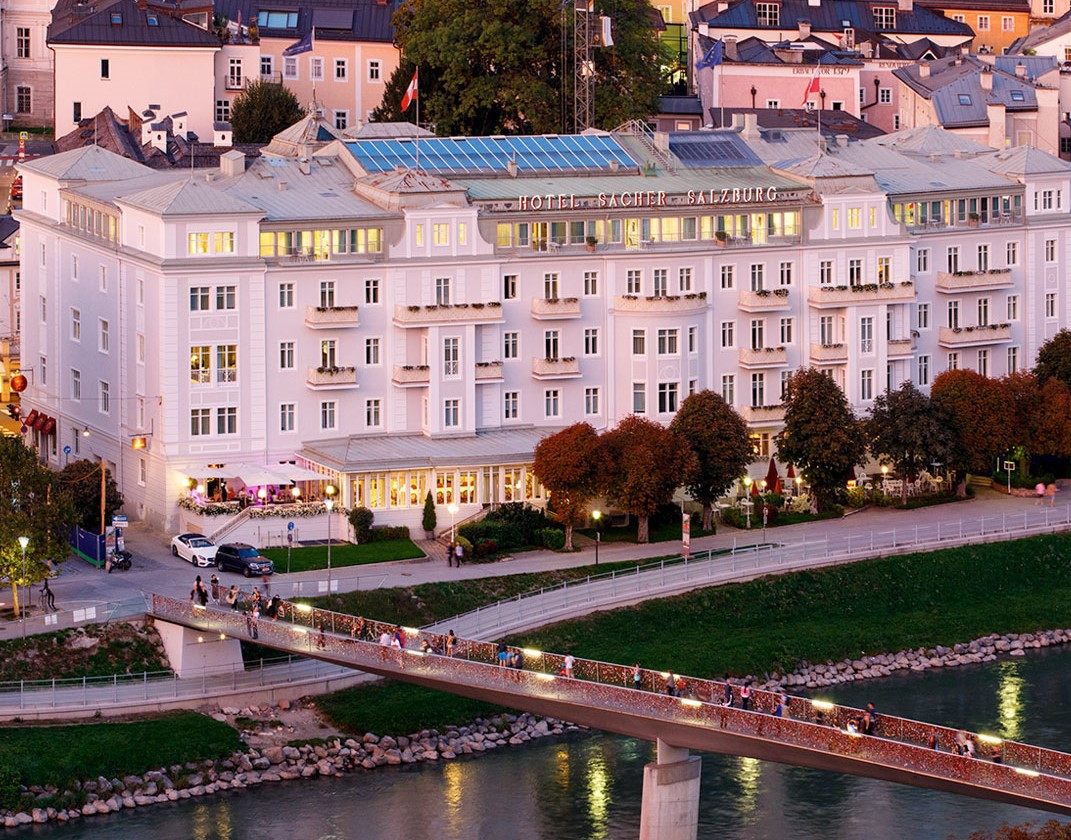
[17,645,1071,840]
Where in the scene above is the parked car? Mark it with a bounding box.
[215,543,274,577]
[170,533,218,567]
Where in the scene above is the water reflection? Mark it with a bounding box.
[585,754,610,838]
[997,660,1024,741]
[733,756,761,817]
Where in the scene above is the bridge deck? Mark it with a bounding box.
[150,594,1071,815]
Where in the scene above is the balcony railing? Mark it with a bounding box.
[614,293,707,313]
[531,357,581,379]
[739,347,788,368]
[306,366,358,389]
[738,289,790,312]
[475,361,504,381]
[393,303,504,327]
[887,338,915,357]
[392,365,430,387]
[225,76,244,90]
[938,324,1012,348]
[935,270,1014,293]
[305,305,360,328]
[741,405,785,424]
[808,283,915,308]
[809,343,848,364]
[531,297,582,320]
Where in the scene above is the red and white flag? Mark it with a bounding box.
[401,69,419,111]
[800,74,820,106]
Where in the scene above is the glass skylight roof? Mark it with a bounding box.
[668,134,762,168]
[345,134,637,175]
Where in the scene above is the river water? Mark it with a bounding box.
[19,645,1071,840]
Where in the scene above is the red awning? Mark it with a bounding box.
[33,413,48,431]
[41,417,55,435]
[23,409,38,426]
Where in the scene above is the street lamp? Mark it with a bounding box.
[742,477,752,529]
[324,483,336,595]
[447,502,459,543]
[17,536,28,634]
[591,510,601,565]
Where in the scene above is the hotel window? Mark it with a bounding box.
[916,249,929,273]
[190,408,211,436]
[187,233,209,255]
[137,333,145,363]
[72,255,79,279]
[71,369,82,400]
[320,401,337,430]
[443,337,460,375]
[320,339,337,369]
[720,265,734,289]
[1043,190,1055,210]
[977,297,990,327]
[284,57,297,79]
[678,267,692,292]
[755,2,779,25]
[503,332,518,359]
[632,383,646,413]
[873,6,895,28]
[779,317,793,345]
[98,319,110,353]
[190,287,210,311]
[584,328,599,355]
[543,330,559,360]
[1046,292,1057,318]
[319,280,336,308]
[946,247,959,273]
[16,28,29,58]
[190,346,210,383]
[1006,242,1018,266]
[99,265,108,291]
[543,272,560,299]
[368,60,380,81]
[544,390,560,418]
[1002,15,1014,30]
[365,278,380,304]
[15,86,30,113]
[216,345,237,383]
[366,399,381,427]
[847,207,862,229]
[228,58,243,87]
[433,223,449,246]
[765,100,779,109]
[214,232,235,253]
[750,373,765,408]
[779,261,793,286]
[1045,239,1056,262]
[860,317,873,353]
[279,341,294,369]
[279,282,294,308]
[721,374,735,405]
[658,382,679,414]
[860,369,873,401]
[848,259,862,286]
[503,274,517,299]
[877,256,890,283]
[333,111,349,130]
[632,329,646,355]
[1007,295,1019,321]
[918,303,930,329]
[70,308,81,341]
[750,264,764,291]
[101,59,110,79]
[917,355,930,386]
[688,326,697,353]
[977,349,990,377]
[626,269,642,294]
[584,271,599,296]
[585,387,600,415]
[750,319,764,351]
[1045,0,1054,12]
[435,277,451,305]
[366,337,380,365]
[657,328,678,355]
[947,300,959,329]
[216,285,236,310]
[819,260,833,285]
[653,268,668,297]
[1007,346,1019,373]
[504,391,519,419]
[781,370,791,400]
[39,355,46,386]
[99,381,111,414]
[334,58,348,80]
[415,225,425,246]
[280,403,295,432]
[721,321,735,348]
[977,14,989,30]
[310,57,324,81]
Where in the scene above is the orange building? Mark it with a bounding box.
[918,0,1032,53]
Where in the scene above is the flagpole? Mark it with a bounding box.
[415,67,420,172]
[719,62,724,129]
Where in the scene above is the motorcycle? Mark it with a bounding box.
[108,550,132,572]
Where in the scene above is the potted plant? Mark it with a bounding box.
[967,212,980,227]
[585,235,597,252]
[715,230,729,247]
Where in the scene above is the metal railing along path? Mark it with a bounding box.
[149,593,1071,816]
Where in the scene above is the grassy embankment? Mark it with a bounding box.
[317,533,1071,734]
[259,538,424,572]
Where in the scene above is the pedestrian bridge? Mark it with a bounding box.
[150,593,1071,839]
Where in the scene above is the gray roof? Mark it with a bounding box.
[870,125,993,156]
[118,178,262,216]
[693,0,974,37]
[342,122,435,139]
[299,427,563,472]
[212,0,397,44]
[49,0,221,47]
[978,146,1071,176]
[19,144,153,181]
[0,215,19,248]
[1009,9,1071,53]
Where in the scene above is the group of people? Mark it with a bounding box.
[446,541,466,567]
[1035,482,1059,507]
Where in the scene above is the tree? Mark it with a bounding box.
[1035,329,1071,389]
[775,369,866,511]
[670,390,752,530]
[229,80,304,143]
[58,459,124,533]
[348,507,374,543]
[601,416,697,543]
[0,439,75,616]
[422,491,437,538]
[931,369,1015,494]
[866,382,957,505]
[532,423,608,550]
[1028,377,1071,459]
[372,0,667,135]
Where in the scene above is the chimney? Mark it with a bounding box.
[808,0,820,7]
[277,181,288,191]
[897,0,913,11]
[798,19,811,38]
[127,106,142,137]
[507,159,518,177]
[140,108,157,145]
[836,134,850,147]
[743,113,760,139]
[213,125,233,147]
[1015,62,1027,77]
[150,129,167,153]
[732,112,747,130]
[919,63,930,79]
[859,41,873,58]
[298,159,311,175]
[987,101,1007,150]
[172,111,188,139]
[725,35,738,61]
[220,149,245,177]
[980,69,993,91]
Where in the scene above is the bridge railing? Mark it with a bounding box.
[152,593,1071,802]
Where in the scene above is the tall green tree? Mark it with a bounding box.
[601,416,697,543]
[670,390,752,530]
[58,459,124,533]
[0,439,75,616]
[931,369,1015,494]
[533,423,608,550]
[229,79,304,143]
[775,369,866,512]
[866,382,956,505]
[372,0,667,135]
[1035,329,1071,389]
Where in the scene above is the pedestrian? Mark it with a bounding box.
[740,681,752,712]
[511,650,524,670]
[352,616,365,640]
[665,673,677,697]
[722,673,734,707]
[226,585,239,610]
[1035,482,1046,505]
[251,588,261,609]
[633,663,642,691]
[210,574,221,604]
[865,702,878,735]
[446,629,456,657]
[421,638,434,654]
[1046,483,1058,507]
[927,729,940,750]
[379,629,392,646]
[40,579,56,611]
[965,734,976,758]
[447,542,456,568]
[455,541,465,566]
[563,651,575,678]
[316,620,327,650]
[190,575,208,606]
[497,641,509,666]
[261,573,271,595]
[245,609,254,637]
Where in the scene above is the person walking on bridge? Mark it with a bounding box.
[40,579,56,612]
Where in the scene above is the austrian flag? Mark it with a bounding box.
[401,69,419,111]
[800,74,820,106]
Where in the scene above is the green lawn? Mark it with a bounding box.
[576,520,715,544]
[0,712,241,794]
[318,533,1071,737]
[260,538,424,572]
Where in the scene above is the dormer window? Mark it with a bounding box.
[873,7,896,29]
[110,12,122,24]
[256,10,300,28]
[958,94,972,105]
[1009,89,1025,102]
[147,13,158,25]
[755,2,779,26]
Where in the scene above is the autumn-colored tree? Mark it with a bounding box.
[930,369,1015,493]
[866,382,957,505]
[532,423,608,550]
[1029,377,1071,459]
[1035,329,1071,389]
[774,369,866,511]
[670,390,752,530]
[601,416,697,543]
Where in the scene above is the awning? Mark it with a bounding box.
[270,464,324,482]
[23,409,38,427]
[41,417,55,435]
[33,413,48,431]
[181,465,234,479]
[232,465,289,486]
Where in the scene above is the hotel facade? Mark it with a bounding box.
[13,118,1071,540]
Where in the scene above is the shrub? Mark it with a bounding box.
[369,525,410,541]
[762,492,785,509]
[720,507,747,529]
[421,492,436,534]
[540,528,566,550]
[0,765,19,810]
[348,506,374,542]
[759,502,779,525]
[871,491,895,507]
[991,471,1055,490]
[459,521,525,550]
[484,502,549,544]
[844,487,868,508]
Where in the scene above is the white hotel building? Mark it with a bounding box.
[14,117,1071,539]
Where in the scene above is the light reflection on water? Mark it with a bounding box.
[997,659,1024,742]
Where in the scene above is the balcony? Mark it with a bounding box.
[741,405,785,424]
[305,305,360,328]
[935,269,1014,293]
[738,289,790,312]
[306,366,358,389]
[531,356,581,380]
[809,343,848,364]
[739,347,788,368]
[887,338,915,358]
[392,365,430,387]
[475,361,504,382]
[393,302,504,327]
[938,324,1012,348]
[225,76,244,91]
[614,293,707,314]
[531,297,582,320]
[808,283,915,309]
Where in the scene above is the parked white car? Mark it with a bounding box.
[170,533,218,567]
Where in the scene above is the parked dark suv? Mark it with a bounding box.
[215,543,274,577]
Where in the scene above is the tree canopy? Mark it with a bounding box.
[230,80,305,143]
[601,415,697,543]
[1035,329,1071,389]
[930,369,1015,486]
[58,459,124,534]
[372,0,667,135]
[533,423,608,550]
[775,369,866,511]
[670,390,752,530]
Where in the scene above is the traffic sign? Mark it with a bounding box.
[1003,461,1016,472]
[287,520,295,531]
[63,445,72,455]
[19,424,26,434]
[112,514,128,527]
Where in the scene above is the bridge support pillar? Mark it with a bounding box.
[155,618,244,679]
[638,739,702,840]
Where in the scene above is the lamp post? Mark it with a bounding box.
[447,502,459,543]
[324,483,337,594]
[591,510,601,565]
[742,476,752,529]
[17,536,29,636]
